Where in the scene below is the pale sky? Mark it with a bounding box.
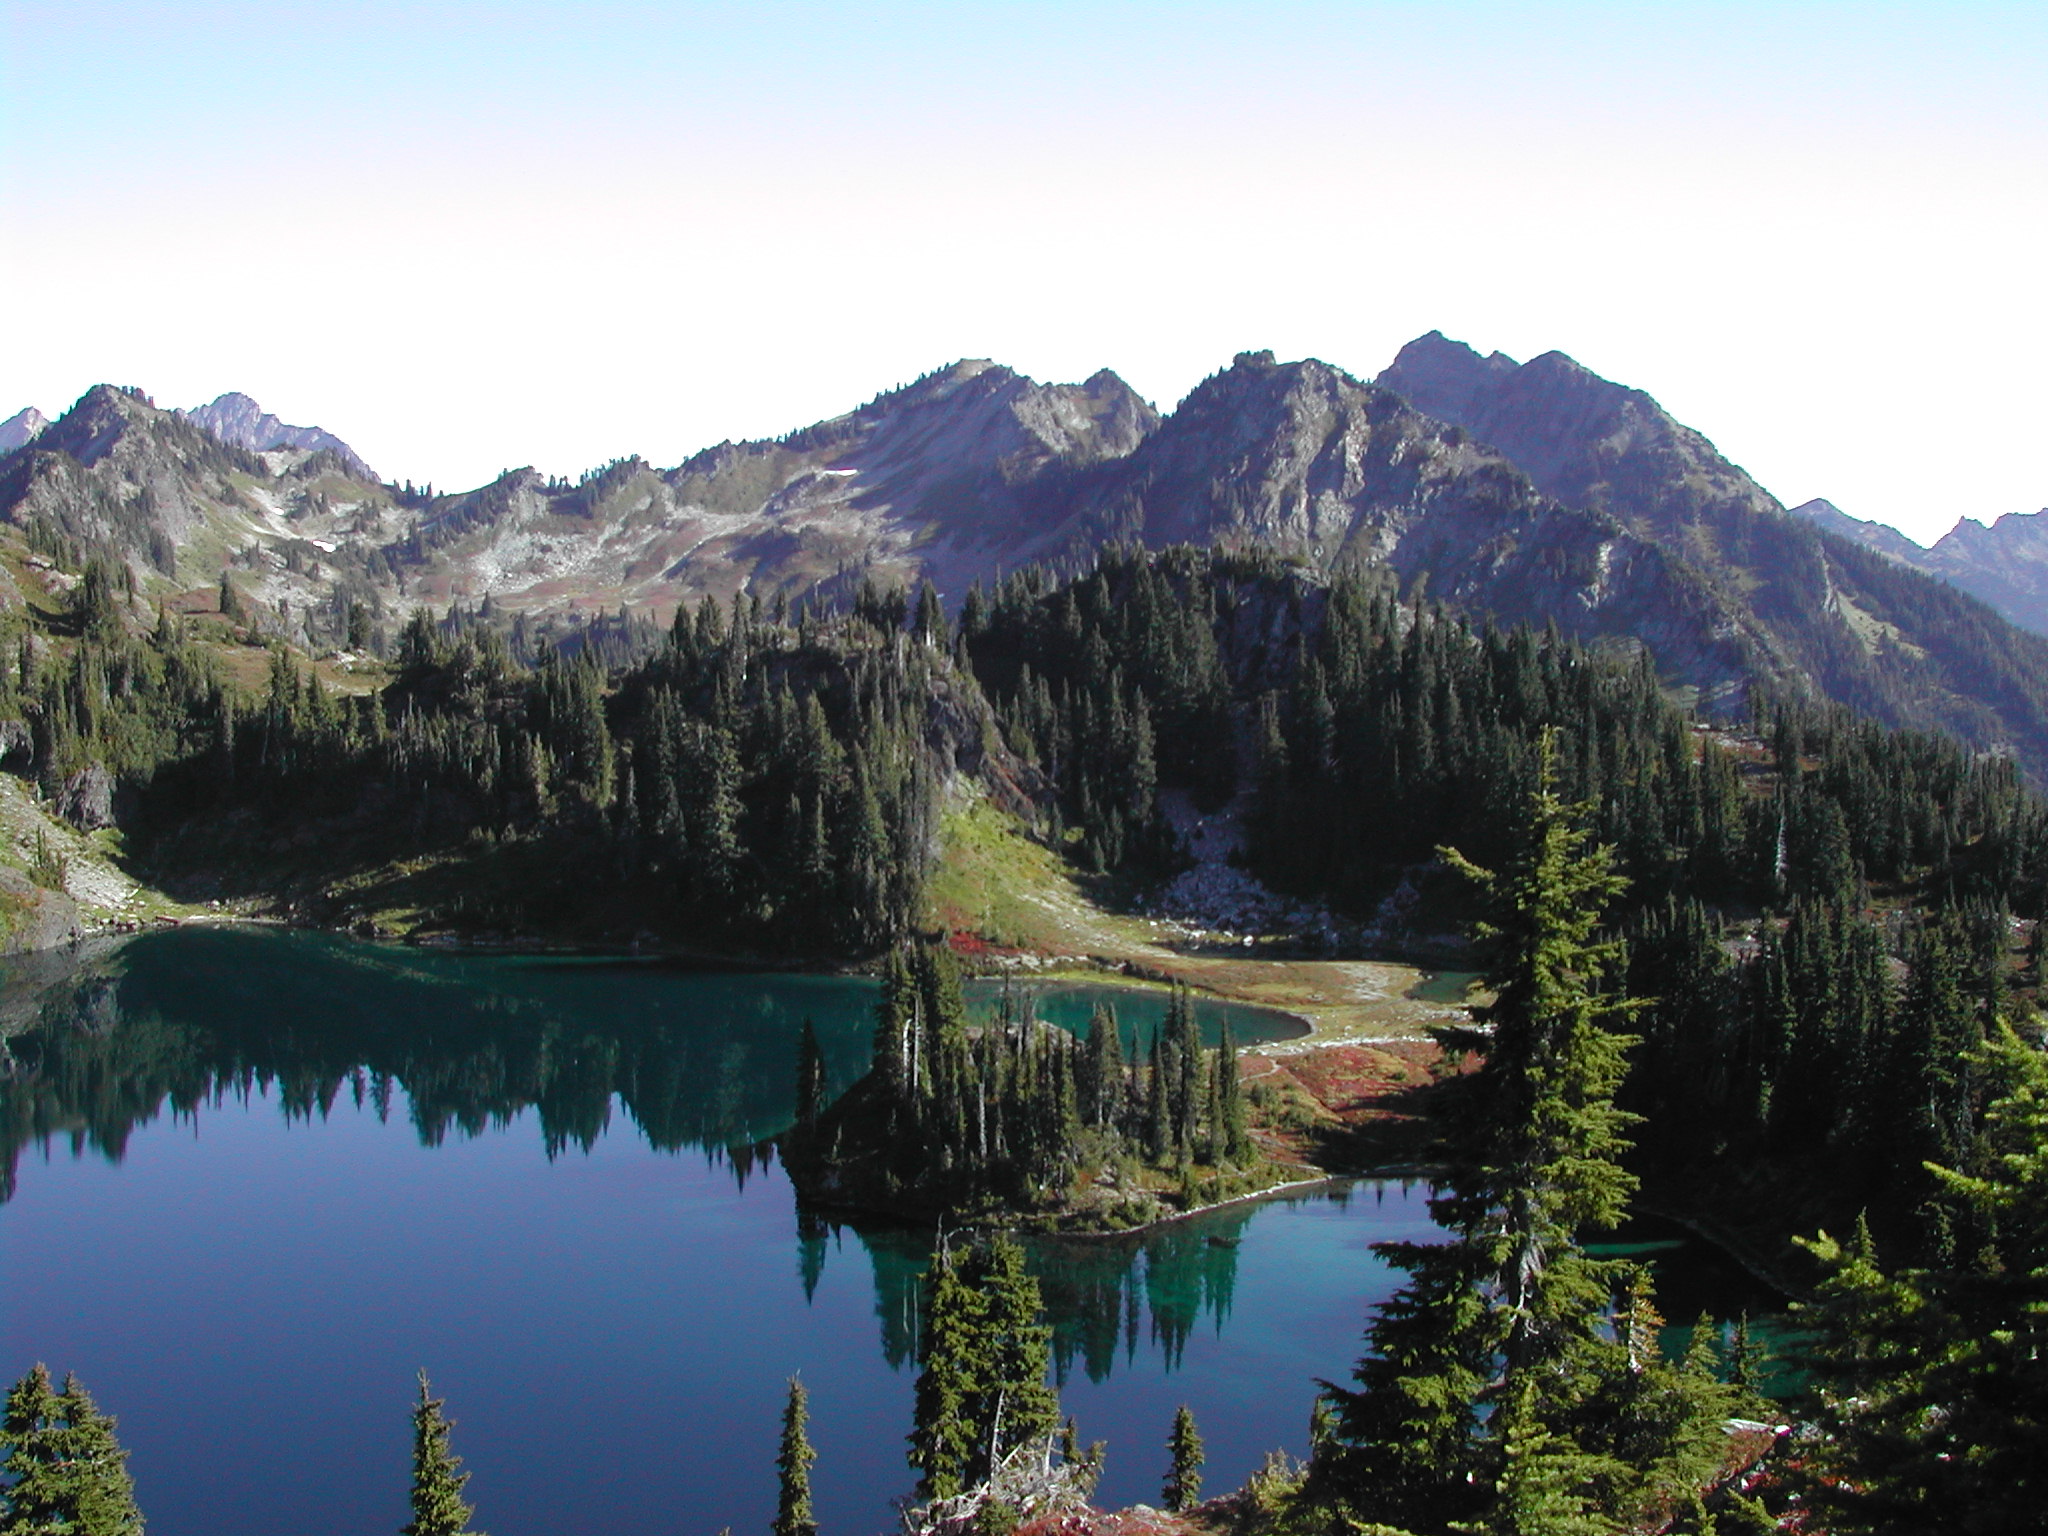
[3,1,2042,544]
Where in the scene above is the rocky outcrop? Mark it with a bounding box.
[0,865,81,954]
[57,762,116,830]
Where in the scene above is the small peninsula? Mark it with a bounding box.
[782,944,1307,1232]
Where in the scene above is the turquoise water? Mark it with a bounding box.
[963,977,1308,1050]
[0,928,1417,1535]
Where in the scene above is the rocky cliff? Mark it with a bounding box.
[0,408,48,457]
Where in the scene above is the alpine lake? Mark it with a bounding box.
[0,928,1785,1535]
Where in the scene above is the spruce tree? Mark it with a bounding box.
[401,1371,484,1536]
[1163,1404,1204,1512]
[772,1378,817,1536]
[1216,1021,1249,1162]
[1314,729,1668,1533]
[909,1248,980,1500]
[0,1364,143,1536]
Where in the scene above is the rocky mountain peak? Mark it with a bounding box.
[181,391,374,480]
[33,385,161,469]
[1379,331,1520,423]
[0,408,48,456]
[1787,498,1930,564]
[1937,508,2048,558]
[1378,333,1778,529]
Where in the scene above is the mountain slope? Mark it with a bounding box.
[0,385,407,636]
[1034,350,1771,701]
[1787,497,1931,565]
[1378,331,2048,763]
[389,359,1158,612]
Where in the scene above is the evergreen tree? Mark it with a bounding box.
[1313,729,1692,1534]
[1216,1021,1249,1162]
[401,1371,484,1536]
[909,1247,979,1499]
[0,1364,143,1536]
[772,1378,817,1536]
[1795,1023,2048,1535]
[1163,1404,1204,1512]
[908,1235,1059,1499]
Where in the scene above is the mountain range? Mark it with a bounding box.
[5,338,2048,772]
[1789,497,2048,637]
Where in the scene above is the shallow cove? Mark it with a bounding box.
[0,928,1411,1536]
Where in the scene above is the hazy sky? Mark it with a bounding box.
[3,1,2042,543]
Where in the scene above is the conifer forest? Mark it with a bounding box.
[3,541,2045,1536]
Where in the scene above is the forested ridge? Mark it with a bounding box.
[0,568,980,954]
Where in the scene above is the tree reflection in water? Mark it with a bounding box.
[0,926,1319,1384]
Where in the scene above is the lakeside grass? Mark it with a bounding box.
[927,796,1475,1048]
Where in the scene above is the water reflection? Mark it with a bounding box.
[0,930,1302,1202]
[0,927,1319,1389]
[0,930,885,1197]
[797,1189,1360,1383]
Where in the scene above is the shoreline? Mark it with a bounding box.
[74,880,1477,1061]
[794,1167,1351,1243]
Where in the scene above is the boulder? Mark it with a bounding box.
[57,761,117,829]
[0,864,81,953]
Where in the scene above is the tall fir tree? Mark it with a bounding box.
[1163,1404,1204,1513]
[1312,728,1714,1535]
[907,1235,1059,1500]
[401,1371,484,1536]
[772,1378,817,1536]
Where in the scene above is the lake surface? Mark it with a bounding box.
[0,928,1780,1535]
[0,928,1415,1536]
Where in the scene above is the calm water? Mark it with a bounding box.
[0,928,1419,1536]
[0,929,1782,1535]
